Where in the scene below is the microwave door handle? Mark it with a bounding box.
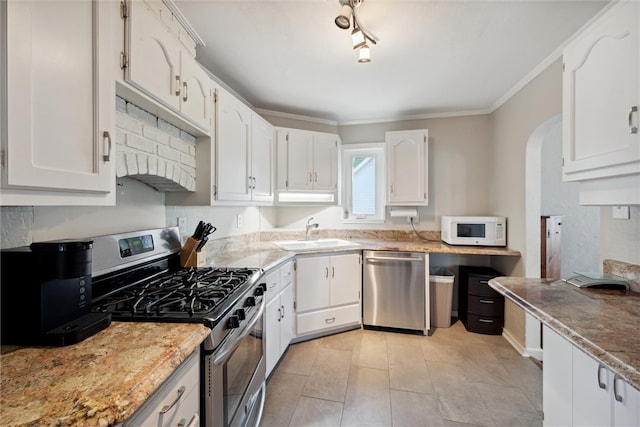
[213,301,265,366]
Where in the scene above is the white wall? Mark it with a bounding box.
[540,121,600,278]
[600,206,640,264]
[0,178,165,248]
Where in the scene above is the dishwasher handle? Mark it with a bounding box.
[366,255,424,262]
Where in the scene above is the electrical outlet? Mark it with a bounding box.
[177,217,187,234]
[612,206,630,220]
[237,214,243,228]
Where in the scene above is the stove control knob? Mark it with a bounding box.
[227,315,240,329]
[245,296,256,307]
[259,282,267,293]
[254,287,264,297]
[235,308,246,320]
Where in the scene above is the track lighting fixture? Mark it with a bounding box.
[334,0,378,63]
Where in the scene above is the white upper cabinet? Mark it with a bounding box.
[216,88,274,203]
[386,129,429,206]
[562,1,640,204]
[125,0,212,133]
[276,127,339,203]
[216,88,252,201]
[1,0,117,206]
[250,113,275,203]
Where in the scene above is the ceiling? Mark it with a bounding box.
[173,0,610,124]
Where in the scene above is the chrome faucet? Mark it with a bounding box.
[305,217,319,240]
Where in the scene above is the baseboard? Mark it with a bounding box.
[502,328,528,356]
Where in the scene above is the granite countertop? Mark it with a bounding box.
[205,238,521,271]
[488,276,640,392]
[0,322,211,427]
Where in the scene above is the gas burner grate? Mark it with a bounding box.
[92,266,261,324]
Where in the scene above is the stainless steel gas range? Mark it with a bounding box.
[90,227,266,427]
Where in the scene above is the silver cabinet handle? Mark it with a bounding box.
[597,364,607,390]
[478,319,494,323]
[613,374,624,403]
[331,266,335,278]
[175,75,181,96]
[309,172,313,183]
[314,172,318,182]
[479,300,495,304]
[160,385,186,415]
[183,81,188,102]
[102,131,112,162]
[325,317,336,324]
[277,307,282,322]
[629,106,638,134]
[178,414,199,427]
[281,304,285,319]
[325,267,329,278]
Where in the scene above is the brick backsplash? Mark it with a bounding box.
[115,96,196,192]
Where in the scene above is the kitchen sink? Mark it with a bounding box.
[273,238,359,251]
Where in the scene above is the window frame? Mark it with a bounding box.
[341,143,386,224]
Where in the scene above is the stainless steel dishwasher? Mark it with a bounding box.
[363,251,429,335]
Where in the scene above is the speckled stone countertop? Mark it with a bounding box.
[488,271,640,392]
[0,322,210,427]
[203,237,521,271]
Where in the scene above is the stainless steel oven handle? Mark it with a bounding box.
[251,382,266,427]
[213,301,265,366]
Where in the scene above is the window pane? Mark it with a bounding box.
[351,156,376,215]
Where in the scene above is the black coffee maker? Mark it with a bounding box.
[1,239,111,346]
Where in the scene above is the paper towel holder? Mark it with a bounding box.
[390,208,418,223]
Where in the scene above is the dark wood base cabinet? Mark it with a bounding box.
[458,266,504,335]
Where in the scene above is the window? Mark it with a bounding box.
[342,143,386,223]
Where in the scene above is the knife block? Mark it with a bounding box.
[180,237,207,268]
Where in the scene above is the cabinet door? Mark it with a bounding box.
[572,346,611,426]
[179,55,212,132]
[285,130,313,191]
[251,114,274,202]
[3,0,115,197]
[329,254,361,307]
[265,295,282,378]
[563,0,640,181]
[127,0,181,111]
[542,326,573,427]
[386,130,429,206]
[216,89,251,201]
[312,133,338,191]
[612,375,640,426]
[279,283,295,355]
[296,256,329,313]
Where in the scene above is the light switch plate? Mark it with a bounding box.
[612,206,630,220]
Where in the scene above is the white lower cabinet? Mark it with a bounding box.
[295,253,362,337]
[543,325,640,427]
[123,348,200,427]
[264,262,295,378]
[543,325,573,426]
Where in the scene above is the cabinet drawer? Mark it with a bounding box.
[467,294,504,317]
[466,314,503,335]
[263,269,280,303]
[297,304,360,336]
[124,349,200,426]
[468,274,501,297]
[280,262,293,287]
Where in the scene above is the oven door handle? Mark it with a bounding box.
[213,301,265,366]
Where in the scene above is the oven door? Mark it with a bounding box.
[205,301,266,427]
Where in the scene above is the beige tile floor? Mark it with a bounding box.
[260,320,543,427]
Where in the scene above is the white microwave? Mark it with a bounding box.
[441,216,506,246]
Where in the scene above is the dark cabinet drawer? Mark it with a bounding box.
[468,274,502,297]
[468,294,504,317]
[466,313,503,335]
